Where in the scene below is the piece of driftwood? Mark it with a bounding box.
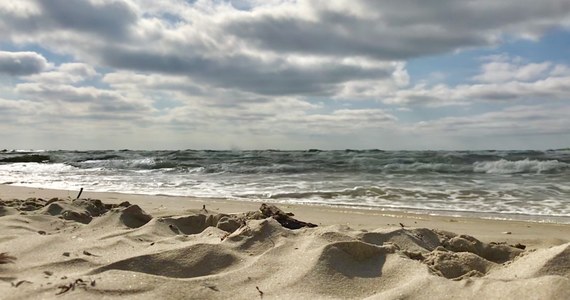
[259,204,317,230]
[76,188,84,200]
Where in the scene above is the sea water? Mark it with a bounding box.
[1,149,569,223]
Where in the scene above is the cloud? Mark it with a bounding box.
[162,96,320,128]
[15,82,155,120]
[384,57,570,106]
[275,108,398,134]
[17,83,117,103]
[0,1,39,15]
[2,0,568,99]
[0,97,43,116]
[158,91,396,135]
[473,55,553,83]
[224,0,570,60]
[25,63,97,84]
[95,42,402,95]
[103,71,204,94]
[551,65,570,76]
[0,1,569,149]
[0,51,48,76]
[385,77,570,106]
[103,71,312,108]
[0,0,137,41]
[413,105,570,136]
[101,70,397,135]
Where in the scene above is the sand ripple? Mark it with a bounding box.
[0,197,568,299]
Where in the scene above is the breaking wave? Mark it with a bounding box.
[1,149,569,222]
[473,159,569,174]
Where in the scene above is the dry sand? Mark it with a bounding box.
[0,185,568,299]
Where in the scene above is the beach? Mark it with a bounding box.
[2,0,570,298]
[1,184,568,299]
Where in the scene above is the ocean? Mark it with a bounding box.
[1,149,569,223]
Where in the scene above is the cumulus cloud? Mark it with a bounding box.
[25,63,97,84]
[224,0,570,59]
[101,69,396,135]
[0,51,48,76]
[98,48,398,95]
[17,83,116,103]
[3,0,568,98]
[0,0,395,95]
[15,82,155,120]
[0,0,569,149]
[473,55,553,83]
[0,0,137,41]
[384,58,570,106]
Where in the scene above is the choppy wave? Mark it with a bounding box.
[1,149,569,222]
[74,158,179,170]
[473,159,569,174]
[381,162,471,173]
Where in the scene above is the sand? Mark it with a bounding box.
[0,185,568,299]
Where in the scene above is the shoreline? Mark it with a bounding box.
[1,184,569,248]
[4,183,569,225]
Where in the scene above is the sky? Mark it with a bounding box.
[1,0,570,150]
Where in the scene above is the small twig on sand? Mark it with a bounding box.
[203,283,219,291]
[256,286,264,298]
[11,280,32,288]
[76,188,84,200]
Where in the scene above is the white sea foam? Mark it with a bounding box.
[473,159,568,174]
[78,158,158,169]
[10,149,47,153]
[383,162,469,173]
[0,163,79,188]
[1,150,569,223]
[0,162,76,173]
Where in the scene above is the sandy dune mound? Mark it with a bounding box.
[537,243,570,277]
[1,197,131,224]
[488,242,570,279]
[357,227,528,280]
[90,243,243,278]
[0,205,17,217]
[1,197,568,299]
[88,204,152,229]
[156,213,242,235]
